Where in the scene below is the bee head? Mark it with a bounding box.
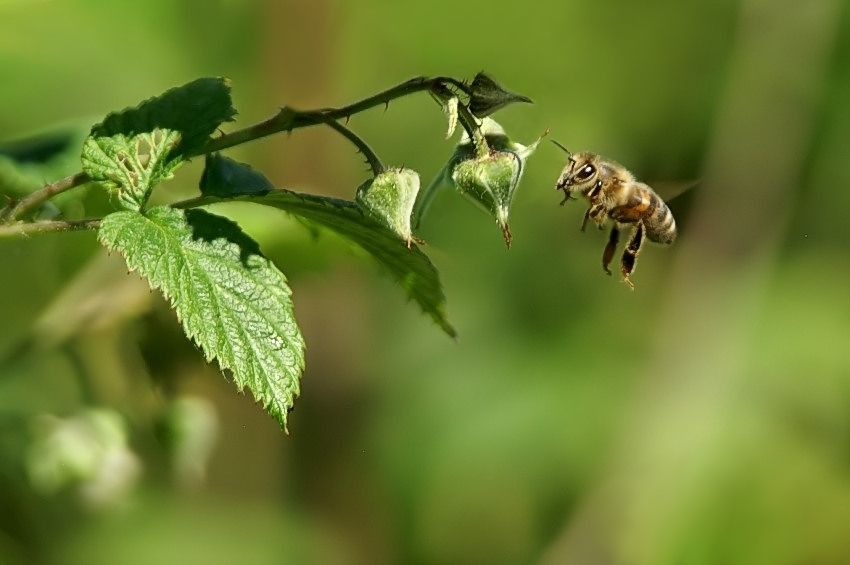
[554,146,600,196]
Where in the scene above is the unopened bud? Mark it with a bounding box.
[356,167,422,247]
[449,119,544,248]
[468,72,532,118]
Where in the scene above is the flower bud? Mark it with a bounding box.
[468,72,532,118]
[356,167,421,247]
[446,119,543,248]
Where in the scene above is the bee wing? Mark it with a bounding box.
[650,179,700,202]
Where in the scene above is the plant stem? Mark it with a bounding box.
[429,83,488,157]
[455,99,489,158]
[2,172,91,223]
[0,218,101,240]
[195,76,468,156]
[2,76,473,226]
[309,112,384,176]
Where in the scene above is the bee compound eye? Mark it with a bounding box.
[576,164,595,181]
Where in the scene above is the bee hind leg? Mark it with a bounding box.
[620,223,645,290]
[602,225,620,275]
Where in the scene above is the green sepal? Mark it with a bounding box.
[356,168,421,247]
[418,118,544,247]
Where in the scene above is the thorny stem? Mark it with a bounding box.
[0,218,101,240]
[1,171,91,223]
[308,112,384,176]
[456,101,490,158]
[1,75,478,230]
[197,76,472,156]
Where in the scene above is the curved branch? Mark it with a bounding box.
[0,218,101,240]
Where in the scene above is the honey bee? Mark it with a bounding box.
[553,142,677,290]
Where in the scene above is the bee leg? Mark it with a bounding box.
[602,225,620,275]
[580,208,592,231]
[581,203,605,232]
[558,192,576,206]
[620,223,645,290]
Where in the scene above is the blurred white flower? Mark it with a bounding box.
[27,408,141,509]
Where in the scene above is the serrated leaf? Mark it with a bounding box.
[82,78,237,210]
[82,129,181,211]
[200,154,274,197]
[98,206,304,430]
[180,191,456,338]
[91,77,236,159]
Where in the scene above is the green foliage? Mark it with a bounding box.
[90,77,236,160]
[81,77,237,211]
[81,129,181,210]
[98,207,304,430]
[184,189,456,338]
[200,153,274,197]
[1,72,535,425]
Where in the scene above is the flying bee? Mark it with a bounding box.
[552,141,678,290]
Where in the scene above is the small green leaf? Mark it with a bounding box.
[200,154,274,197]
[82,78,237,210]
[98,206,305,430]
[91,77,236,160]
[468,72,533,118]
[82,129,181,211]
[355,168,421,247]
[180,191,456,338]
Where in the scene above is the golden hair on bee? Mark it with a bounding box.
[552,140,677,289]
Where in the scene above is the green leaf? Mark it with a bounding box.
[200,153,274,197]
[91,77,236,160]
[98,206,304,430]
[0,123,91,215]
[82,129,181,211]
[82,78,237,210]
[180,191,457,338]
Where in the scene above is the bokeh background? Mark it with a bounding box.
[2,0,849,563]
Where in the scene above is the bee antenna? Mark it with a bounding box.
[550,139,572,156]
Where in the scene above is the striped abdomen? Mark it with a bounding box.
[610,183,677,244]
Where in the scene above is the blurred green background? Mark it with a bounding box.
[2,0,850,563]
